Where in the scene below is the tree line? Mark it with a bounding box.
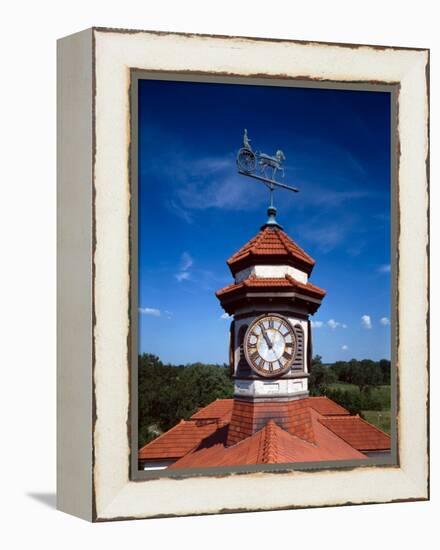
[138,353,233,447]
[309,355,391,414]
[138,353,391,447]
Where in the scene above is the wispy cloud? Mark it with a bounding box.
[341,344,349,351]
[312,319,346,329]
[166,200,193,224]
[180,252,193,271]
[175,271,190,282]
[175,252,193,282]
[380,317,390,326]
[378,264,391,273]
[220,312,232,320]
[304,188,373,208]
[296,213,359,253]
[148,150,267,220]
[176,173,264,212]
[361,314,372,329]
[138,307,161,317]
[327,319,347,329]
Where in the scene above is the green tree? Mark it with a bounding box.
[309,356,337,396]
[138,355,233,448]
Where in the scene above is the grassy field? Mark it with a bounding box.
[327,383,391,434]
[328,382,390,399]
[362,410,391,434]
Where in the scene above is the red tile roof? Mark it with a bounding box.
[190,399,233,422]
[139,397,391,467]
[307,396,350,416]
[226,226,315,275]
[216,275,326,301]
[170,415,365,469]
[139,400,233,460]
[138,418,224,460]
[319,415,391,451]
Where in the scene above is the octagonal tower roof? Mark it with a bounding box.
[227,225,315,276]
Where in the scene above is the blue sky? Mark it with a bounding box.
[138,79,391,364]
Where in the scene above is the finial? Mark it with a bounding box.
[261,205,283,230]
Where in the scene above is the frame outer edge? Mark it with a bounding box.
[90,29,429,520]
[57,27,94,521]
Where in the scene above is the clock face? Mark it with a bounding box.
[244,314,296,378]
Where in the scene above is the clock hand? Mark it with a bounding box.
[261,326,273,349]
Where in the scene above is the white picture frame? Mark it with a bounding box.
[57,27,429,521]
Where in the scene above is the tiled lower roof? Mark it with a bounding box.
[190,399,233,422]
[170,414,366,469]
[307,396,350,416]
[319,415,391,451]
[138,397,391,465]
[138,418,223,460]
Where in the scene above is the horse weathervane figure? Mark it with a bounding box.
[236,130,299,228]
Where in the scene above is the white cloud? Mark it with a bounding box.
[175,252,193,282]
[166,200,193,224]
[175,271,190,282]
[378,264,391,273]
[341,345,349,351]
[166,153,265,214]
[220,312,232,320]
[361,315,372,329]
[138,307,161,317]
[380,317,390,326]
[311,319,348,330]
[180,252,193,271]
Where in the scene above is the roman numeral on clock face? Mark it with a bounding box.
[250,351,259,363]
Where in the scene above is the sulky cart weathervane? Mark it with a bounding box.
[236,129,299,226]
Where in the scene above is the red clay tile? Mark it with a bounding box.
[226,226,315,275]
[216,275,326,301]
[319,415,391,451]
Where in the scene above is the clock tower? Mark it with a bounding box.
[216,206,326,444]
[217,206,325,400]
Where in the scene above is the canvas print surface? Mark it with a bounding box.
[135,78,393,473]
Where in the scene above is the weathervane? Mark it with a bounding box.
[237,129,299,227]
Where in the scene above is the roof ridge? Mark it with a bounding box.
[259,420,280,464]
[278,229,315,263]
[275,228,292,255]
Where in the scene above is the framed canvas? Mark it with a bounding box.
[57,27,429,522]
